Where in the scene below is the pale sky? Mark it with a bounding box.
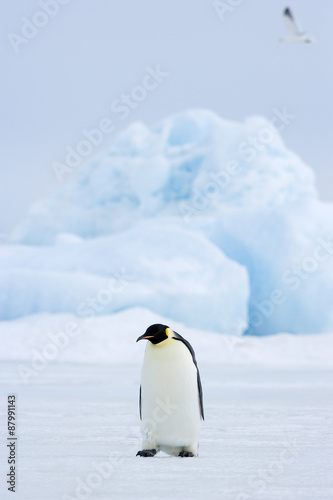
[1,0,332,235]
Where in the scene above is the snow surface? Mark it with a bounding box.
[1,308,333,367]
[1,309,333,500]
[3,109,333,335]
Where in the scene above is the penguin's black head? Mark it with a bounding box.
[136,324,170,344]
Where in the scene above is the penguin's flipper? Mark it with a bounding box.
[197,370,204,420]
[173,332,205,420]
[136,449,157,457]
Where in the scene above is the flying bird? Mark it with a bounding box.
[280,7,314,43]
[136,324,204,457]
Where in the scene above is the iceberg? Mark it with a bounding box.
[211,199,333,335]
[0,220,249,332]
[3,109,333,335]
[11,110,316,245]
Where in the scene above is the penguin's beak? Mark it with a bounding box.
[136,333,154,342]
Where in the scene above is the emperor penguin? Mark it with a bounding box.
[136,324,204,457]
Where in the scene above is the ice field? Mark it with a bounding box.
[1,310,333,500]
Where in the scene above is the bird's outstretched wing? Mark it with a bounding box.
[173,332,205,420]
[283,7,302,36]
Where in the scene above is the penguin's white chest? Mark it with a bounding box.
[140,338,201,447]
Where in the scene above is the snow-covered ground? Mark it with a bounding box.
[1,309,333,499]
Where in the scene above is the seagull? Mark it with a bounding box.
[280,7,314,43]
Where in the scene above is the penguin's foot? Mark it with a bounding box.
[178,451,194,457]
[136,449,157,457]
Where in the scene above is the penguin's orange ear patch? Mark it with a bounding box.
[165,327,170,337]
